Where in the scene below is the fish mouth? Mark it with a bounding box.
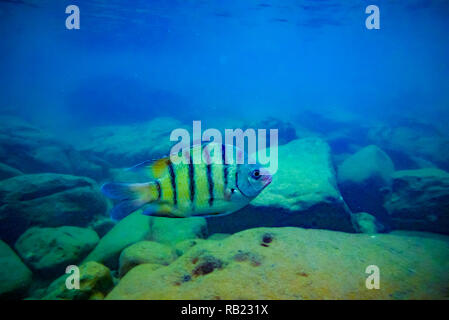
[260,168,273,186]
[261,174,272,185]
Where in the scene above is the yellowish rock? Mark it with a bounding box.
[173,239,207,257]
[107,227,449,300]
[119,241,177,277]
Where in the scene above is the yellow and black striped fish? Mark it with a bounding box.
[101,142,272,220]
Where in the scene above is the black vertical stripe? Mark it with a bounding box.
[167,160,177,206]
[155,180,161,201]
[221,144,226,165]
[223,165,229,189]
[206,164,214,207]
[189,154,195,205]
[235,170,239,192]
[222,144,228,190]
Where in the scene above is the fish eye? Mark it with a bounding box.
[251,169,261,179]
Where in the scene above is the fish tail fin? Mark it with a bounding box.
[101,182,160,221]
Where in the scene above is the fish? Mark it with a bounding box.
[101,142,273,220]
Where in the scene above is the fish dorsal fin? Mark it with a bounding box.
[126,142,239,177]
[126,157,170,178]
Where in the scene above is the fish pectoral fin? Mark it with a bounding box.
[224,188,236,201]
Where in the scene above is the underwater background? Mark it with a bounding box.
[0,0,449,299]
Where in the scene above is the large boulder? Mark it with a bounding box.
[78,117,187,168]
[15,226,99,277]
[118,241,177,277]
[0,162,22,180]
[107,227,449,299]
[42,261,113,300]
[83,211,152,269]
[368,121,449,170]
[337,145,395,225]
[384,168,449,234]
[208,138,354,234]
[0,240,33,299]
[245,117,297,146]
[0,116,107,180]
[0,173,108,244]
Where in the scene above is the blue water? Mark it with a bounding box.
[1,0,449,129]
[1,0,449,300]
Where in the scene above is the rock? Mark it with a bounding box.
[119,241,177,277]
[15,226,99,277]
[0,162,22,180]
[293,110,370,154]
[384,168,449,234]
[83,211,152,269]
[208,233,231,241]
[0,173,108,244]
[149,217,208,245]
[245,117,297,146]
[0,116,107,180]
[107,227,449,300]
[0,240,33,299]
[389,230,449,241]
[351,212,384,234]
[208,138,354,234]
[337,145,395,224]
[90,218,116,238]
[368,121,449,170]
[78,117,187,167]
[42,261,113,300]
[173,239,207,257]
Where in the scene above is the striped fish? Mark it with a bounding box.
[101,142,272,220]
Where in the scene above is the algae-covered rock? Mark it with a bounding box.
[208,138,354,233]
[368,122,449,170]
[0,116,107,180]
[78,117,187,167]
[90,218,116,237]
[337,145,394,222]
[149,217,208,245]
[351,212,384,234]
[384,168,449,234]
[338,145,395,186]
[208,233,231,241]
[43,261,113,300]
[0,240,33,299]
[107,227,449,300]
[83,211,152,269]
[119,241,177,277]
[0,173,108,244]
[173,239,207,257]
[15,226,99,277]
[245,117,297,146]
[0,162,22,180]
[388,230,449,242]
